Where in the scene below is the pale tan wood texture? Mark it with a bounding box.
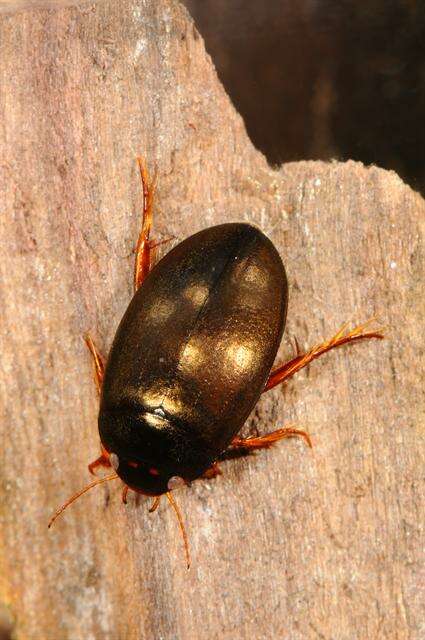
[0,1,423,639]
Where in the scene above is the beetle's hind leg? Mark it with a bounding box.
[264,320,384,392]
[134,158,174,291]
[221,427,312,461]
[134,157,156,291]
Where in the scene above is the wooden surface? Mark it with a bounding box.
[0,1,424,639]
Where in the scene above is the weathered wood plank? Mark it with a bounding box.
[0,1,423,639]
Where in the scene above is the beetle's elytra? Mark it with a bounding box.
[100,222,287,496]
[49,158,383,568]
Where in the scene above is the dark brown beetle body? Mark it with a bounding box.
[99,223,287,495]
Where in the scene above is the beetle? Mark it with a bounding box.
[49,158,383,567]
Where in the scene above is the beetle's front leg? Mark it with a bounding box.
[264,320,384,392]
[88,447,111,476]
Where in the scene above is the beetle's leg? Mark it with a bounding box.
[122,485,129,504]
[84,335,111,474]
[149,496,161,512]
[88,445,111,475]
[134,157,157,291]
[84,334,105,394]
[221,427,312,459]
[264,320,384,392]
[133,158,175,289]
[88,454,111,475]
[149,236,175,265]
[201,461,222,479]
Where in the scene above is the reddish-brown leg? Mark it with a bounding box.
[134,157,158,291]
[224,427,312,457]
[149,496,161,512]
[84,335,111,474]
[122,485,129,504]
[83,335,108,472]
[265,320,384,392]
[202,461,222,479]
[150,236,175,254]
[133,159,175,290]
[121,486,161,509]
[84,334,105,395]
[88,444,111,476]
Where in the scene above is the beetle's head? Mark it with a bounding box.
[98,404,213,496]
[105,450,187,496]
[48,405,200,569]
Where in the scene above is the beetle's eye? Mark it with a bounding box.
[109,453,119,470]
[127,460,139,469]
[149,467,160,476]
[167,476,186,491]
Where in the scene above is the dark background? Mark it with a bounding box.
[184,0,425,195]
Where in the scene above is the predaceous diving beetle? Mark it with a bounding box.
[49,158,383,567]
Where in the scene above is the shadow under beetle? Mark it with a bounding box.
[49,158,383,567]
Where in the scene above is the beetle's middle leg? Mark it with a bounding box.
[222,322,383,458]
[264,320,384,393]
[201,461,222,479]
[84,335,111,474]
[221,428,312,460]
[84,334,105,394]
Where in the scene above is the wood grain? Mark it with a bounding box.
[0,1,423,639]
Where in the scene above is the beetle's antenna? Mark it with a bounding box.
[48,473,119,529]
[166,491,191,569]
